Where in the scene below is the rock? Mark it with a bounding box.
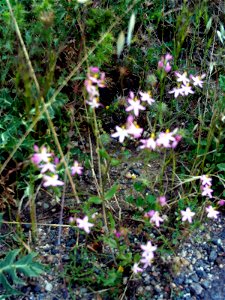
[190,283,203,295]
[174,273,185,285]
[196,269,207,278]
[154,284,161,293]
[45,282,53,292]
[191,273,199,282]
[201,280,211,289]
[209,250,218,262]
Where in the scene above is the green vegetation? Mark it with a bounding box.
[0,0,224,298]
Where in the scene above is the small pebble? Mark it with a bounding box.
[190,283,203,295]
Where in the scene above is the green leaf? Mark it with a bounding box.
[136,196,144,207]
[98,148,109,160]
[0,250,44,297]
[105,237,117,249]
[104,185,118,200]
[217,163,225,171]
[108,212,115,230]
[146,194,156,205]
[88,196,102,204]
[133,182,144,192]
[111,158,120,166]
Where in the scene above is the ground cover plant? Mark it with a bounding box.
[0,0,225,299]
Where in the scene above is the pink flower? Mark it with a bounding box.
[31,146,52,165]
[205,206,219,219]
[113,230,122,238]
[200,175,212,186]
[158,60,164,69]
[150,211,164,227]
[218,199,225,206]
[71,160,83,176]
[111,126,129,143]
[164,62,172,73]
[171,135,182,149]
[140,137,156,150]
[181,207,195,223]
[85,84,99,98]
[156,129,177,148]
[132,263,143,274]
[127,123,143,138]
[90,66,99,73]
[165,53,173,61]
[76,216,94,233]
[158,53,173,73]
[39,161,56,173]
[126,115,143,138]
[201,185,213,198]
[157,196,167,206]
[43,174,64,187]
[139,91,155,105]
[145,210,155,218]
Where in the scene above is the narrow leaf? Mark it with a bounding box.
[88,196,102,204]
[104,185,118,200]
[117,31,125,58]
[127,13,136,46]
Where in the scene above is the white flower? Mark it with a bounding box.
[132,263,143,274]
[190,74,206,88]
[125,99,145,117]
[139,91,155,105]
[181,207,195,223]
[43,174,64,187]
[205,206,219,219]
[175,71,190,85]
[76,216,94,233]
[111,126,129,143]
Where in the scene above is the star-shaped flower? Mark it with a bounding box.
[156,129,177,148]
[181,207,195,223]
[111,126,129,143]
[43,174,64,187]
[200,175,212,186]
[132,263,143,274]
[140,255,153,269]
[168,87,184,98]
[125,98,145,117]
[140,137,156,150]
[175,71,190,85]
[141,241,157,259]
[190,74,206,88]
[31,146,52,165]
[39,161,56,174]
[150,211,164,227]
[201,185,213,198]
[71,160,83,176]
[139,91,155,105]
[180,84,194,96]
[76,216,94,233]
[86,97,102,108]
[205,206,219,219]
